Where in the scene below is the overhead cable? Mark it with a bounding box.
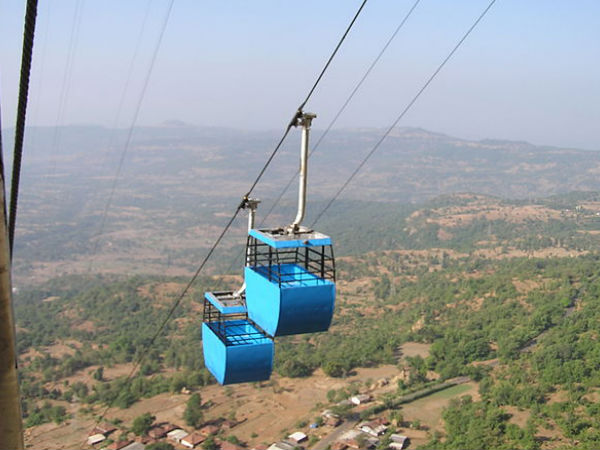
[311,0,498,227]
[243,0,369,198]
[88,0,369,432]
[0,90,5,184]
[8,0,39,258]
[46,0,85,180]
[259,0,422,229]
[87,0,154,272]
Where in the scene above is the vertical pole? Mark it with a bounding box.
[234,199,260,298]
[0,172,24,448]
[290,112,316,232]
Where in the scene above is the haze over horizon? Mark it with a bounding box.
[1,0,599,151]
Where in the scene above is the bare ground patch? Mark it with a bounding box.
[400,382,480,448]
[400,342,431,359]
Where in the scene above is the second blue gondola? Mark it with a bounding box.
[202,291,273,385]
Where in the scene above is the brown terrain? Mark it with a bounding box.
[20,194,600,449]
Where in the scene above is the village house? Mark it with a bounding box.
[389,433,409,449]
[326,415,342,427]
[322,409,342,427]
[87,422,118,445]
[148,423,177,439]
[359,419,388,436]
[167,428,189,443]
[107,439,133,450]
[287,431,308,443]
[350,394,372,405]
[338,429,379,449]
[86,434,105,446]
[267,440,304,450]
[121,442,146,450]
[93,423,117,436]
[181,432,205,448]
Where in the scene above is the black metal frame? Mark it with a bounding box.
[203,294,271,346]
[245,235,336,287]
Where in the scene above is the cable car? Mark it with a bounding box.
[202,291,273,385]
[244,112,336,336]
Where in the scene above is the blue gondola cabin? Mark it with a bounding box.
[244,228,336,337]
[202,291,274,385]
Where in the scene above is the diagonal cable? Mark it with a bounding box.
[225,0,421,275]
[89,0,174,271]
[312,0,498,227]
[8,0,39,258]
[243,0,369,198]
[260,0,422,230]
[87,0,369,432]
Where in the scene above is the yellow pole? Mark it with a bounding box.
[0,168,24,448]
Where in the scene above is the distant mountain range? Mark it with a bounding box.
[3,124,600,282]
[4,124,599,205]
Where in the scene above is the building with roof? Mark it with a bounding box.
[350,394,371,405]
[359,420,387,436]
[107,440,133,450]
[87,434,105,446]
[181,432,206,448]
[287,431,307,443]
[267,441,302,450]
[167,428,189,443]
[121,442,146,450]
[389,434,409,449]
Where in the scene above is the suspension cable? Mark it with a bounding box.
[90,206,242,434]
[243,0,369,198]
[0,90,5,186]
[46,0,85,181]
[87,0,155,272]
[259,0,422,230]
[8,0,39,258]
[87,0,369,432]
[311,0,498,228]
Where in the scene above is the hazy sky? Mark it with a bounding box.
[1,0,599,150]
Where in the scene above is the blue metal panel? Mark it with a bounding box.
[202,321,274,385]
[279,279,335,335]
[245,264,335,336]
[202,323,227,384]
[249,228,332,248]
[245,267,281,336]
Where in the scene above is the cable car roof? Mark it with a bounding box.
[204,291,247,314]
[249,228,332,248]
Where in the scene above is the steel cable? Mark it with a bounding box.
[311,0,498,228]
[8,0,39,258]
[87,0,369,431]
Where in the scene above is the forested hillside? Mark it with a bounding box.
[15,192,600,449]
[8,124,600,285]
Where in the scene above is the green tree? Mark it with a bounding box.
[132,412,155,436]
[93,366,104,381]
[184,393,203,428]
[202,435,218,450]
